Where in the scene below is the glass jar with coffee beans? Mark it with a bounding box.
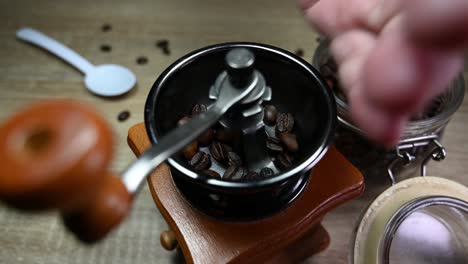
[312,38,465,182]
[177,103,300,182]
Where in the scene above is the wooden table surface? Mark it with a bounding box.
[0,0,466,263]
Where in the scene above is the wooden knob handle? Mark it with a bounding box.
[0,99,132,243]
[62,173,132,243]
[160,230,178,250]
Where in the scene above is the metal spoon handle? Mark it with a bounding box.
[16,27,95,74]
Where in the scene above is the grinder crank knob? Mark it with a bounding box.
[226,48,255,88]
[0,100,131,243]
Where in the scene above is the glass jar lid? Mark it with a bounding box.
[380,196,468,264]
[352,176,468,264]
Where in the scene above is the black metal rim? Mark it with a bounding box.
[144,42,336,190]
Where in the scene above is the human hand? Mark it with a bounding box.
[299,0,468,145]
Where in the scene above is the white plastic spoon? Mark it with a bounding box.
[16,27,136,97]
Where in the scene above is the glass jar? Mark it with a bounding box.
[312,39,465,182]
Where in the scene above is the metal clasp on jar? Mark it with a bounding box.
[387,134,447,185]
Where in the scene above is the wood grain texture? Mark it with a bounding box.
[0,0,467,263]
[127,123,364,264]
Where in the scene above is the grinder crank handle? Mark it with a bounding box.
[0,100,131,243]
[0,49,259,243]
[121,71,259,195]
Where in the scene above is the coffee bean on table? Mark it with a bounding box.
[136,56,148,65]
[276,113,294,134]
[203,169,221,179]
[244,171,260,181]
[101,24,112,32]
[190,152,211,171]
[162,47,170,55]
[182,141,198,160]
[294,49,304,57]
[210,141,229,164]
[263,105,278,126]
[223,166,246,181]
[156,39,169,48]
[266,137,283,153]
[117,110,130,122]
[278,132,298,152]
[260,167,275,178]
[274,152,293,171]
[198,128,215,146]
[227,152,242,167]
[191,104,207,116]
[100,44,112,52]
[156,39,170,55]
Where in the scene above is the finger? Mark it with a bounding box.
[405,0,468,50]
[348,84,406,146]
[362,15,464,114]
[303,0,343,36]
[330,30,376,91]
[368,0,406,31]
[297,0,320,11]
[303,0,379,37]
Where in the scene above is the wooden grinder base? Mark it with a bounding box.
[127,123,364,263]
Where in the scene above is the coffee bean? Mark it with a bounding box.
[156,39,169,49]
[117,110,130,122]
[274,153,293,171]
[223,166,246,181]
[424,97,444,119]
[227,152,242,167]
[210,141,228,164]
[260,167,275,178]
[266,137,283,153]
[182,141,198,160]
[100,44,112,52]
[223,165,236,179]
[278,132,298,152]
[203,170,221,179]
[191,104,207,116]
[244,171,260,181]
[156,39,170,55]
[223,144,233,153]
[136,56,148,65]
[162,47,170,55]
[198,128,215,146]
[101,24,112,32]
[190,152,211,171]
[276,113,294,134]
[294,49,304,57]
[263,105,278,126]
[177,116,190,126]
